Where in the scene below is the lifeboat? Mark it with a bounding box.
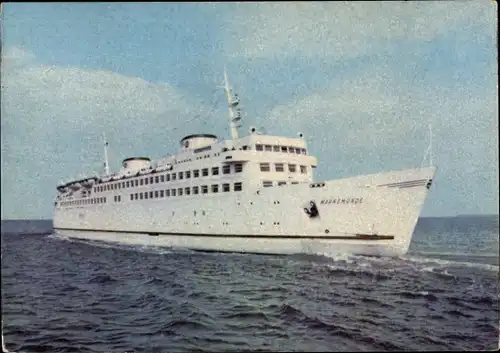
[101,174,115,182]
[138,168,150,175]
[155,163,173,172]
[68,182,81,191]
[81,178,96,188]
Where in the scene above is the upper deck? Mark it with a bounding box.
[54,70,319,208]
[54,133,318,208]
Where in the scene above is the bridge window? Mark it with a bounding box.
[166,174,171,182]
[155,176,159,183]
[265,145,272,152]
[223,183,230,192]
[185,187,191,195]
[234,182,243,191]
[262,181,273,187]
[171,189,176,196]
[193,169,199,178]
[275,163,285,172]
[289,164,297,173]
[160,190,164,198]
[194,145,212,153]
[193,186,199,194]
[160,175,165,182]
[212,167,219,176]
[223,165,231,174]
[150,176,154,184]
[281,146,287,153]
[273,145,280,152]
[185,171,191,179]
[202,168,209,177]
[202,185,208,194]
[145,178,149,185]
[234,163,243,173]
[301,148,307,155]
[179,172,184,180]
[178,188,183,196]
[166,189,170,197]
[155,190,159,198]
[172,173,177,181]
[256,144,263,151]
[278,181,287,186]
[300,165,307,174]
[140,193,144,200]
[212,184,219,193]
[260,163,270,172]
[294,147,301,154]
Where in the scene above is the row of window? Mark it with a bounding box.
[179,144,305,163]
[260,163,307,173]
[60,197,107,207]
[121,143,307,170]
[256,144,307,155]
[94,164,243,193]
[59,182,245,207]
[262,180,300,187]
[129,182,243,200]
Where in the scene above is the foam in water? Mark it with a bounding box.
[402,255,499,272]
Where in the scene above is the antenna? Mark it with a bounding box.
[223,67,242,140]
[103,132,110,175]
[420,121,434,168]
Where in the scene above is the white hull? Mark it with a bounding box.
[57,230,405,257]
[53,167,436,257]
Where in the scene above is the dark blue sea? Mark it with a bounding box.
[1,216,499,352]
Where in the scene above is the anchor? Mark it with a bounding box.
[304,200,319,218]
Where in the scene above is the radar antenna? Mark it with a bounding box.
[103,132,110,175]
[223,68,242,139]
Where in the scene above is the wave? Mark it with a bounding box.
[88,274,117,284]
[398,291,439,302]
[413,250,499,258]
[159,318,208,332]
[401,255,499,272]
[325,264,393,281]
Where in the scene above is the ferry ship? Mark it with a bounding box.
[53,71,436,257]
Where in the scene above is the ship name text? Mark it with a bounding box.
[320,197,363,205]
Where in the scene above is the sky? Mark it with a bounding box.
[1,1,498,220]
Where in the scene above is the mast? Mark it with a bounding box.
[420,121,434,168]
[429,121,433,167]
[223,69,242,139]
[103,132,110,175]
